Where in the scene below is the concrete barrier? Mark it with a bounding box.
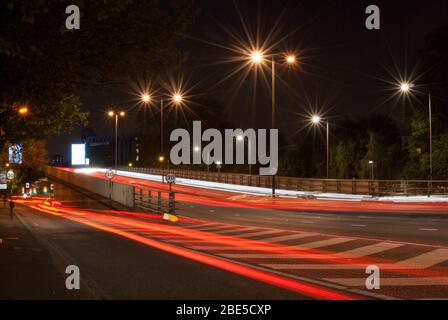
[44,167,134,208]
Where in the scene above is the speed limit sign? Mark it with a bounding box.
[105,169,115,180]
[165,173,176,184]
[7,170,14,180]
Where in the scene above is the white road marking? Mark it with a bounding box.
[213,227,259,235]
[196,225,238,232]
[325,277,448,287]
[393,248,448,269]
[332,242,403,259]
[261,233,317,243]
[262,248,448,270]
[351,224,367,227]
[184,223,221,229]
[231,230,281,238]
[419,228,438,232]
[289,237,353,250]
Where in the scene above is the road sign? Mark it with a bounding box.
[25,182,30,188]
[6,170,14,180]
[105,169,115,180]
[165,173,176,184]
[50,184,54,191]
[0,184,6,190]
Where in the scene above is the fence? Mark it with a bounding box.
[118,166,448,196]
[133,185,176,215]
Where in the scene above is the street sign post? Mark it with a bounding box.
[0,171,7,190]
[165,173,176,192]
[105,169,115,208]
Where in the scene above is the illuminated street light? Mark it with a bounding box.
[286,55,297,64]
[310,115,330,179]
[399,82,433,189]
[158,156,165,162]
[141,93,151,103]
[250,50,264,64]
[107,110,126,171]
[311,115,321,125]
[400,83,411,93]
[18,106,28,115]
[128,162,133,167]
[172,93,183,104]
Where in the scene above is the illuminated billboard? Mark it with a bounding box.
[71,144,86,165]
[8,144,23,164]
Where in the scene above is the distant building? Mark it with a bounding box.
[85,135,139,167]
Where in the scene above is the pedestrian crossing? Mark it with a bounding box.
[92,218,448,299]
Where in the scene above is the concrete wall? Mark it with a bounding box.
[44,167,134,208]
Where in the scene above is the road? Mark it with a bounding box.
[6,178,448,300]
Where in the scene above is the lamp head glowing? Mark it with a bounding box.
[400,83,412,93]
[250,51,264,64]
[311,115,321,125]
[119,111,125,117]
[158,156,165,162]
[286,55,297,64]
[108,111,115,117]
[141,94,151,103]
[173,93,183,104]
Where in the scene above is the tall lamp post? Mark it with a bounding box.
[108,110,125,172]
[141,92,184,180]
[248,51,298,196]
[399,83,433,191]
[311,115,330,179]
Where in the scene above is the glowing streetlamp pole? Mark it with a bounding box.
[249,51,297,195]
[311,115,330,179]
[108,110,125,172]
[141,92,183,167]
[400,83,433,188]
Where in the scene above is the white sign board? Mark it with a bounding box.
[71,144,86,165]
[0,184,7,190]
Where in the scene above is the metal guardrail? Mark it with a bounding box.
[133,185,176,215]
[119,166,448,196]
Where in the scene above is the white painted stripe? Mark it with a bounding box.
[325,277,448,287]
[185,223,220,229]
[290,237,353,250]
[231,230,282,238]
[394,248,448,269]
[213,227,259,235]
[419,228,438,232]
[263,249,448,270]
[332,242,403,259]
[196,225,237,232]
[261,233,317,243]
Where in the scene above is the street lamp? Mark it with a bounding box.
[310,115,330,179]
[399,82,433,187]
[108,110,125,171]
[248,50,298,196]
[141,91,184,163]
[18,106,28,116]
[368,160,374,180]
[237,134,253,175]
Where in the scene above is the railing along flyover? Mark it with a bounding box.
[119,166,447,196]
[133,185,175,215]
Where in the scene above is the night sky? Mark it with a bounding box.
[47,0,448,159]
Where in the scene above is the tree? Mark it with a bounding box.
[0,0,196,151]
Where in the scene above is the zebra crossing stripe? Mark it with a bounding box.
[261,233,317,243]
[213,227,259,235]
[231,230,282,238]
[393,248,448,269]
[332,242,404,259]
[324,277,448,287]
